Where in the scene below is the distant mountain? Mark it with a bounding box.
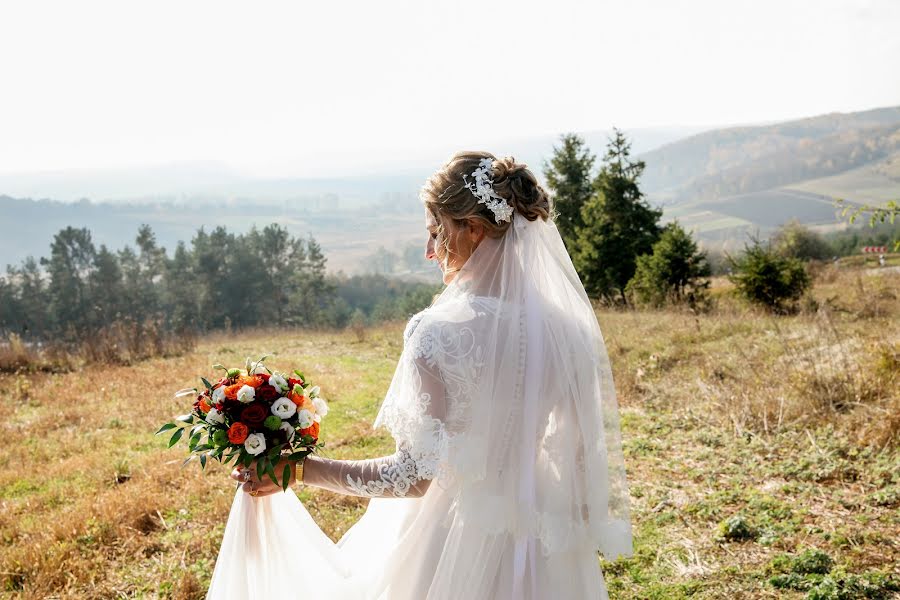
[641,105,900,201]
[639,105,900,251]
[0,127,705,204]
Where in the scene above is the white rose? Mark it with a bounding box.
[297,409,314,429]
[312,397,328,422]
[271,397,297,420]
[236,384,256,404]
[280,421,296,442]
[306,385,321,398]
[269,373,288,394]
[244,433,266,456]
[212,386,225,404]
[206,407,225,425]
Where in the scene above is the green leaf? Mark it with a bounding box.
[175,413,194,424]
[266,461,278,488]
[182,455,195,468]
[156,423,177,435]
[200,454,208,469]
[168,428,185,448]
[188,431,202,451]
[281,464,291,492]
[256,457,267,482]
[287,451,308,462]
[201,377,213,391]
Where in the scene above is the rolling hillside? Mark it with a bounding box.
[643,106,900,249]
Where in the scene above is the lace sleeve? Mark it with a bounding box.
[300,314,448,498]
[301,443,432,498]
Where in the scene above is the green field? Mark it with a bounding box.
[0,266,898,599]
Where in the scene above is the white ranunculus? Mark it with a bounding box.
[269,373,288,394]
[244,433,266,455]
[236,384,256,404]
[271,396,297,420]
[206,407,225,425]
[312,397,328,422]
[280,421,296,442]
[212,386,225,404]
[297,409,314,429]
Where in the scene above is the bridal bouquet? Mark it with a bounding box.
[157,356,327,490]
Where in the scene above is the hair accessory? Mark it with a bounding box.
[462,158,514,224]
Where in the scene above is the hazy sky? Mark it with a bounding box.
[1,0,898,177]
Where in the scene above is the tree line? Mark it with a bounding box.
[0,223,439,343]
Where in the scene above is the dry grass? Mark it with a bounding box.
[0,267,897,598]
[0,323,195,375]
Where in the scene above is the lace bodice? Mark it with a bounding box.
[302,295,498,498]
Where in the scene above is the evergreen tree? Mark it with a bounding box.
[727,234,810,314]
[164,241,199,331]
[572,129,663,303]
[135,224,166,317]
[90,245,124,325]
[626,220,711,308]
[543,133,595,250]
[2,258,48,336]
[42,227,96,335]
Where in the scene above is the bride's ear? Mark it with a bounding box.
[466,219,486,245]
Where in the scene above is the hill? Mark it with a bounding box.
[642,106,900,249]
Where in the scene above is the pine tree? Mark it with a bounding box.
[42,227,96,335]
[163,241,199,331]
[727,234,811,314]
[543,133,595,250]
[572,129,663,303]
[626,221,711,308]
[90,245,124,326]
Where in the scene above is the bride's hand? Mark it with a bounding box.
[230,459,296,498]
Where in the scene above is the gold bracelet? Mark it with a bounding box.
[295,457,305,484]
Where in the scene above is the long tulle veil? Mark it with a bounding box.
[205,209,631,599]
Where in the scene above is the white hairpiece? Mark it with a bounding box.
[462,158,514,224]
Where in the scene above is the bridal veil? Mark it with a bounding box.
[206,208,632,599]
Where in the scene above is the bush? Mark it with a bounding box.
[771,219,832,261]
[626,221,711,309]
[726,235,811,313]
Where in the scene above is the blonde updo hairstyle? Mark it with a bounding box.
[421,151,552,273]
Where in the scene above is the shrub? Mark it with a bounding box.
[626,221,712,310]
[726,235,811,313]
[715,515,756,541]
[771,219,832,261]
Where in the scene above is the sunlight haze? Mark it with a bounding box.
[1,0,898,177]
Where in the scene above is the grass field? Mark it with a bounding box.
[0,265,898,599]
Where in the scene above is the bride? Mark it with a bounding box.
[209,152,632,599]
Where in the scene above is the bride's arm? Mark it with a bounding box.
[301,355,446,498]
[300,447,432,498]
[234,353,447,499]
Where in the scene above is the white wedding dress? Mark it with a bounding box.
[206,214,632,600]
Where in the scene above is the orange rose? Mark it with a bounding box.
[224,383,243,400]
[299,421,319,441]
[289,390,305,406]
[199,399,211,413]
[237,375,265,389]
[227,422,249,444]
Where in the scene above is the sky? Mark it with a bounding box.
[1,0,899,178]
